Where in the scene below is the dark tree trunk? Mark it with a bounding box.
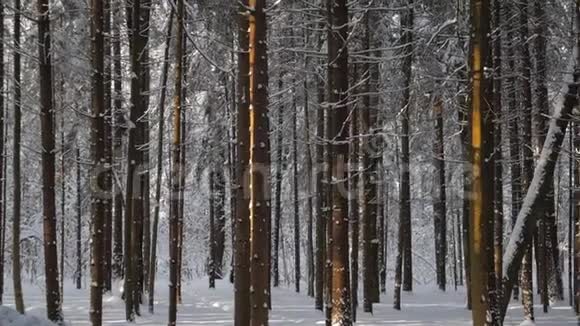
[400,0,414,293]
[76,148,82,290]
[292,81,300,294]
[111,3,124,281]
[492,0,503,305]
[433,97,446,292]
[39,0,63,322]
[247,1,271,324]
[103,0,113,293]
[12,0,24,314]
[327,0,352,323]
[304,74,315,298]
[314,66,325,311]
[234,1,251,323]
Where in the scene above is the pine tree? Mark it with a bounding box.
[168,0,184,324]
[468,0,495,324]
[12,0,24,314]
[38,0,63,322]
[89,0,106,322]
[327,0,352,323]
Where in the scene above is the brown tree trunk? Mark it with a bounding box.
[469,0,496,324]
[39,0,63,322]
[168,1,184,324]
[12,0,24,314]
[234,0,251,324]
[314,64,325,311]
[248,0,271,324]
[89,0,106,322]
[327,0,352,323]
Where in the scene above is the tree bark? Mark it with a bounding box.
[168,1,183,325]
[327,0,352,323]
[400,0,414,293]
[433,97,446,292]
[76,148,82,290]
[234,1,251,324]
[111,2,124,281]
[39,0,63,322]
[12,0,24,314]
[469,0,496,324]
[248,0,271,324]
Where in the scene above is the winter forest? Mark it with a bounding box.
[2,0,580,325]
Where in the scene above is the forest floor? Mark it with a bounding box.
[0,279,577,325]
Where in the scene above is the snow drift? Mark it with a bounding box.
[0,306,56,326]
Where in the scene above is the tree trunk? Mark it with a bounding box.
[304,75,315,298]
[103,0,113,294]
[89,0,107,322]
[209,171,216,288]
[292,81,300,293]
[234,1,251,324]
[433,97,446,292]
[400,0,414,293]
[0,0,5,305]
[314,65,325,311]
[111,3,124,281]
[39,0,63,322]
[248,1,271,324]
[148,9,173,313]
[76,148,82,290]
[12,0,24,314]
[492,0,503,304]
[349,67,359,319]
[327,0,352,323]
[469,0,496,324]
[273,76,283,288]
[168,1,183,324]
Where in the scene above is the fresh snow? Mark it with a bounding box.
[0,306,56,326]
[0,280,576,325]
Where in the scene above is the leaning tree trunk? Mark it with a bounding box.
[148,8,173,313]
[39,0,63,322]
[500,25,580,322]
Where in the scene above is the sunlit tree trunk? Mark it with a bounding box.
[469,0,496,324]
[234,1,251,324]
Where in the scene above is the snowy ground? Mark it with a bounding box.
[0,280,577,325]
